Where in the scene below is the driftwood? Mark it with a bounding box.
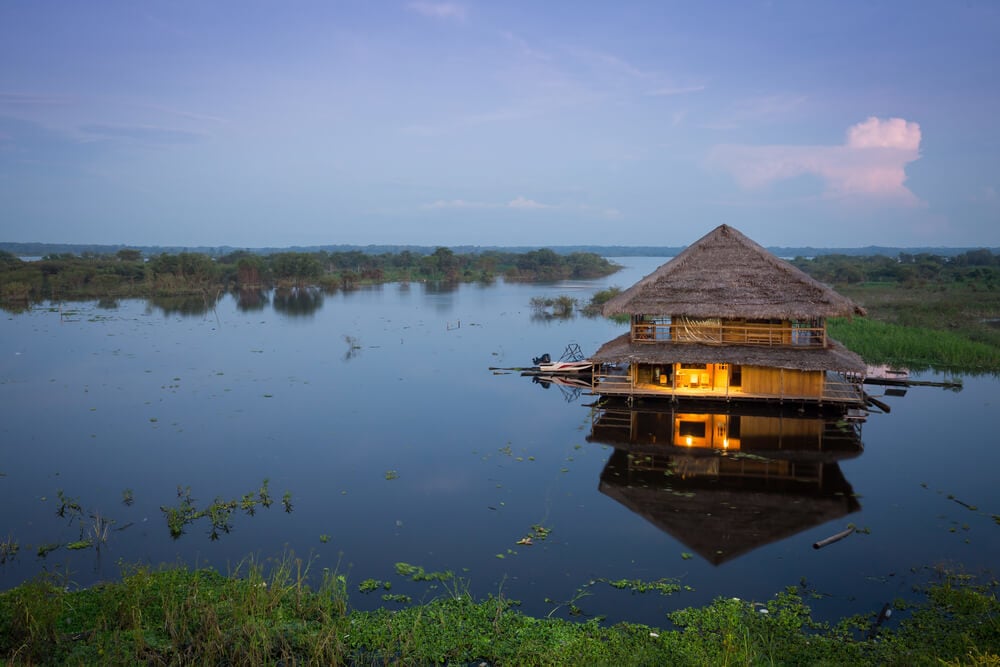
[812,526,855,550]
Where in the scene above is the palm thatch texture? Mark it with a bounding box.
[601,224,866,320]
[590,225,869,403]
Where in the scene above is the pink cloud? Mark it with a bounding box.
[710,117,923,204]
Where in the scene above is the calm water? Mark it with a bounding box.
[1,258,997,626]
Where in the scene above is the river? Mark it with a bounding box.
[1,257,996,626]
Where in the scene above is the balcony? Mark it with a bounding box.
[631,319,826,348]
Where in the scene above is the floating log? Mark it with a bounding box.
[865,394,892,413]
[812,526,855,550]
[864,377,962,389]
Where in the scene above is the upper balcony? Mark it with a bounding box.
[630,316,827,348]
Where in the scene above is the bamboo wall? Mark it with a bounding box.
[742,367,824,398]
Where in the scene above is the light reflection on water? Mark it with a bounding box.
[1,257,997,626]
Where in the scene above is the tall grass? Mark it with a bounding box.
[1,558,997,665]
[828,317,1000,371]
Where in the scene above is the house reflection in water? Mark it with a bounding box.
[590,400,863,565]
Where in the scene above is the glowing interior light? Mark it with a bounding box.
[723,439,729,449]
[685,436,693,446]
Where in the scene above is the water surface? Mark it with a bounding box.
[1,258,996,625]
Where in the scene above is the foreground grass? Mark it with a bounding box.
[1,557,997,665]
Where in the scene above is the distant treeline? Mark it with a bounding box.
[792,249,1000,285]
[3,241,998,259]
[0,247,619,305]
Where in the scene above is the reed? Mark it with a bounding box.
[828,317,1000,371]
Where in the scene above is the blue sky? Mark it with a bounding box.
[1,1,998,248]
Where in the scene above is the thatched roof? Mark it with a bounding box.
[591,332,867,373]
[602,224,866,320]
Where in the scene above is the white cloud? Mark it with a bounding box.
[709,116,923,204]
[407,2,466,20]
[507,195,552,210]
[421,199,492,209]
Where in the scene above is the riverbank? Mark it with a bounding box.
[1,556,996,665]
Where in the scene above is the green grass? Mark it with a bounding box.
[828,317,1000,371]
[1,556,997,665]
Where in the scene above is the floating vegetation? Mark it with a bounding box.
[121,488,134,506]
[319,534,331,544]
[66,540,92,551]
[0,535,19,564]
[384,470,399,481]
[55,490,83,520]
[359,579,391,594]
[160,480,291,540]
[599,577,684,596]
[394,562,454,582]
[36,543,60,558]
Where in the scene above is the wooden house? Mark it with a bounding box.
[591,224,868,407]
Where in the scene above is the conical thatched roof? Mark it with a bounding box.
[602,224,866,320]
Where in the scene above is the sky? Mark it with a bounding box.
[1,1,999,249]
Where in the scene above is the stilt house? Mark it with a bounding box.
[591,224,868,407]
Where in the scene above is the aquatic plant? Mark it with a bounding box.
[394,562,454,583]
[0,560,997,665]
[530,295,578,318]
[54,490,83,520]
[159,480,290,539]
[0,536,18,564]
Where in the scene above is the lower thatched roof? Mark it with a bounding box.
[591,333,866,374]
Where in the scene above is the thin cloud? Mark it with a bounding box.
[646,84,705,97]
[508,196,553,210]
[407,2,466,20]
[0,92,75,107]
[709,116,923,205]
[80,123,208,145]
[701,93,807,130]
[421,196,618,217]
[421,199,493,209]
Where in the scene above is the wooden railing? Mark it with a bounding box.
[592,370,865,405]
[631,322,826,348]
